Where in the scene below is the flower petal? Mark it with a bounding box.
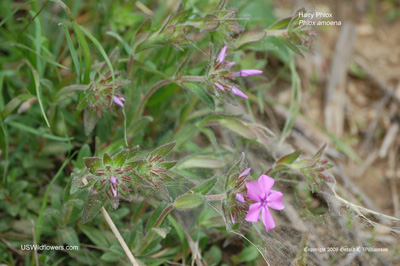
[245,202,262,222]
[262,206,275,231]
[246,181,264,201]
[110,176,117,184]
[257,175,274,199]
[234,69,263,77]
[111,185,118,198]
[239,168,251,178]
[217,46,227,63]
[113,96,124,107]
[214,83,225,91]
[267,191,285,210]
[231,86,248,99]
[226,62,236,69]
[235,193,245,203]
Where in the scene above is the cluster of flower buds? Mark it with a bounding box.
[214,7,244,40]
[77,48,128,135]
[270,144,334,192]
[267,7,317,56]
[207,46,263,100]
[71,142,177,223]
[222,157,252,226]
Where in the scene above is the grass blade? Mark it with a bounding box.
[24,60,50,127]
[6,121,73,142]
[59,23,81,81]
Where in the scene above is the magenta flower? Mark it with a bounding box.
[217,46,228,63]
[110,176,118,198]
[113,95,126,107]
[233,69,263,77]
[242,175,284,231]
[210,46,263,99]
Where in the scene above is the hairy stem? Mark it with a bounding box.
[100,208,140,266]
[134,79,171,120]
[205,193,226,201]
[154,204,174,228]
[134,75,205,120]
[265,29,288,37]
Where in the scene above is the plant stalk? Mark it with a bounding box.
[82,177,139,266]
[100,208,140,266]
[205,193,226,201]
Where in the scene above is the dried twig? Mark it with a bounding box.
[324,23,357,137]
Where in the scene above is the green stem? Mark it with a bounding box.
[134,79,171,120]
[133,75,205,120]
[154,204,174,228]
[265,29,288,37]
[205,193,226,201]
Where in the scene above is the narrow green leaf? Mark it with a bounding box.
[81,192,107,224]
[178,156,225,169]
[79,25,116,102]
[6,121,72,142]
[174,194,205,210]
[235,31,266,48]
[276,150,302,165]
[9,43,67,69]
[103,153,113,166]
[192,176,218,195]
[219,119,257,140]
[268,17,291,30]
[57,227,81,248]
[291,159,314,170]
[59,23,81,81]
[148,141,175,158]
[113,149,128,168]
[83,157,102,174]
[78,224,109,247]
[24,60,50,127]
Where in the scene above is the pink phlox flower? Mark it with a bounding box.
[113,95,125,107]
[110,176,118,198]
[231,86,248,99]
[213,46,262,99]
[235,193,245,203]
[217,46,228,63]
[233,69,263,77]
[244,175,284,231]
[239,168,251,178]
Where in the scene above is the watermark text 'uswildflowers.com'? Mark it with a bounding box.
[20,244,79,251]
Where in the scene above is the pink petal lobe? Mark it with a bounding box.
[246,181,264,201]
[238,69,263,77]
[267,191,285,210]
[239,168,251,178]
[226,62,236,68]
[236,193,245,203]
[231,87,248,99]
[214,83,225,91]
[262,206,275,231]
[111,186,118,198]
[217,46,227,63]
[245,202,262,222]
[113,96,124,107]
[110,176,117,184]
[257,175,274,199]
